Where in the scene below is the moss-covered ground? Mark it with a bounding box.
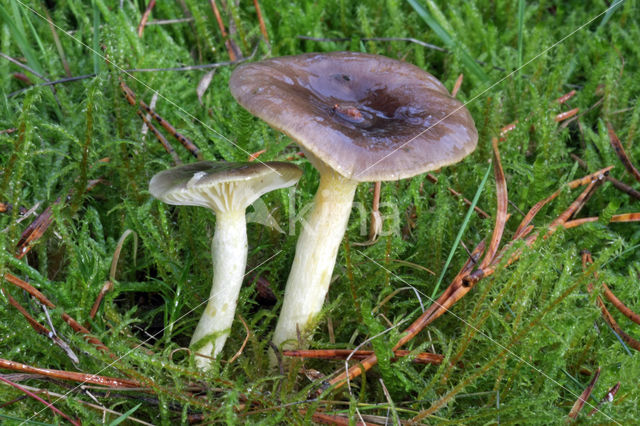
[1,0,639,423]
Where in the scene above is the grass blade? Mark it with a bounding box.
[598,0,624,29]
[108,403,142,426]
[407,0,489,83]
[517,0,525,81]
[0,2,43,75]
[92,0,100,74]
[431,162,492,298]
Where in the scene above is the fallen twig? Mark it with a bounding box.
[137,110,182,164]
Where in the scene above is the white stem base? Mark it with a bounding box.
[190,211,247,370]
[272,171,357,353]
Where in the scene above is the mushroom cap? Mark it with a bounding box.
[229,51,477,182]
[149,161,302,213]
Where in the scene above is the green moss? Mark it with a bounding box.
[1,0,640,423]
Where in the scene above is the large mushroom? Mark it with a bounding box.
[229,52,478,352]
[149,161,301,369]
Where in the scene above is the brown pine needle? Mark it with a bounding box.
[138,101,203,160]
[228,315,251,364]
[88,281,113,320]
[607,121,640,183]
[0,358,141,388]
[253,0,269,43]
[500,122,517,137]
[323,241,485,392]
[451,73,463,97]
[4,273,114,355]
[571,154,640,201]
[568,367,600,420]
[283,349,443,364]
[582,252,640,351]
[136,109,182,165]
[563,212,640,229]
[16,383,154,425]
[554,107,579,122]
[16,205,54,259]
[556,90,577,104]
[426,173,491,219]
[120,81,203,160]
[323,161,617,393]
[210,0,237,61]
[588,382,620,416]
[602,283,640,326]
[137,0,157,38]
[478,138,507,270]
[548,179,600,232]
[599,300,640,351]
[248,149,266,161]
[0,375,80,426]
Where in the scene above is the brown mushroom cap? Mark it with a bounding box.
[229,51,477,182]
[149,161,302,212]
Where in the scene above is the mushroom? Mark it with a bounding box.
[149,161,301,369]
[229,52,478,352]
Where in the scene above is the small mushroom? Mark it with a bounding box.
[149,161,301,369]
[230,52,478,352]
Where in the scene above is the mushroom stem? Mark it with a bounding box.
[273,170,358,353]
[190,210,247,369]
